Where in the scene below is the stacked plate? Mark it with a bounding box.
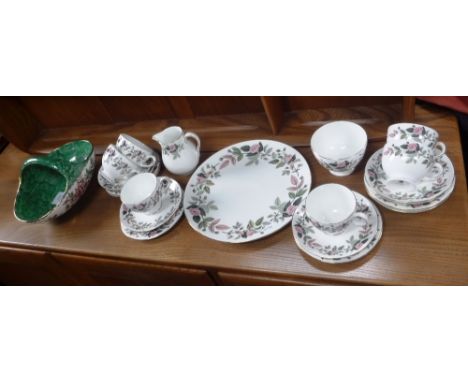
[364,149,455,213]
[119,177,184,240]
[292,192,383,264]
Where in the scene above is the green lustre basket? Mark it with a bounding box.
[14,140,95,223]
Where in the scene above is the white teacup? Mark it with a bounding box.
[116,134,158,168]
[311,121,367,176]
[120,173,162,214]
[387,123,446,154]
[305,184,368,235]
[381,142,444,189]
[101,144,142,182]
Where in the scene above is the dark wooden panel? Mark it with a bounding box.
[0,247,74,285]
[52,253,214,286]
[0,97,42,151]
[403,96,416,121]
[261,96,284,134]
[284,96,403,112]
[98,96,176,122]
[26,104,401,154]
[187,96,264,116]
[217,272,360,286]
[20,96,113,128]
[168,96,194,118]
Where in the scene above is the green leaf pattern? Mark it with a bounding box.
[186,142,309,240]
[293,202,373,257]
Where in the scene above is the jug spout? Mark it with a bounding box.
[152,125,184,146]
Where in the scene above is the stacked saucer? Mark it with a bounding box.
[98,134,161,197]
[364,123,455,213]
[364,149,455,213]
[119,174,184,240]
[292,184,383,264]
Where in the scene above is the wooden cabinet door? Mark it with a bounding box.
[217,271,339,286]
[52,253,215,286]
[0,247,74,285]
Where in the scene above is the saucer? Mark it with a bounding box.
[120,177,182,231]
[365,176,455,213]
[98,160,161,197]
[364,148,454,204]
[98,167,122,197]
[121,200,184,240]
[292,192,383,264]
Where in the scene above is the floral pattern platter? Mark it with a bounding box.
[121,201,184,240]
[365,176,455,214]
[292,192,382,263]
[98,161,161,197]
[365,148,454,203]
[120,177,182,231]
[184,140,312,243]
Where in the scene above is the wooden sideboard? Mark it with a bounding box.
[0,100,467,285]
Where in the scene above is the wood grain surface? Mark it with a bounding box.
[0,104,466,285]
[1,96,409,154]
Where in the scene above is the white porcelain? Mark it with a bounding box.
[184,140,312,243]
[50,150,96,219]
[293,192,383,264]
[365,175,455,214]
[116,134,159,168]
[387,123,445,148]
[120,177,182,232]
[121,201,184,240]
[311,121,367,176]
[365,148,455,204]
[97,167,122,197]
[305,184,369,235]
[152,126,201,175]
[101,144,141,181]
[120,173,162,213]
[381,142,444,189]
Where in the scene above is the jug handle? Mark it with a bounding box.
[185,132,201,152]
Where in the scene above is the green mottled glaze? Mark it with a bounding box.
[14,140,94,222]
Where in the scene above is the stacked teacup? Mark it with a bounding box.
[364,123,455,213]
[119,173,184,240]
[98,134,161,197]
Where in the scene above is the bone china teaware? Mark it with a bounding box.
[310,121,367,176]
[152,125,201,175]
[101,144,141,181]
[381,141,444,189]
[120,173,163,213]
[305,183,368,235]
[116,134,158,168]
[386,123,446,154]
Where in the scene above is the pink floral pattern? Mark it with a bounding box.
[365,149,453,203]
[293,200,375,257]
[163,143,183,159]
[315,148,365,174]
[185,141,310,241]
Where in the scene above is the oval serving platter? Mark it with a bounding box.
[184,140,312,243]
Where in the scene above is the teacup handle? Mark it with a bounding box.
[142,154,157,168]
[352,212,369,227]
[434,142,446,158]
[184,132,201,152]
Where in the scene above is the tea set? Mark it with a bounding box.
[364,123,455,213]
[13,120,455,263]
[98,134,161,197]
